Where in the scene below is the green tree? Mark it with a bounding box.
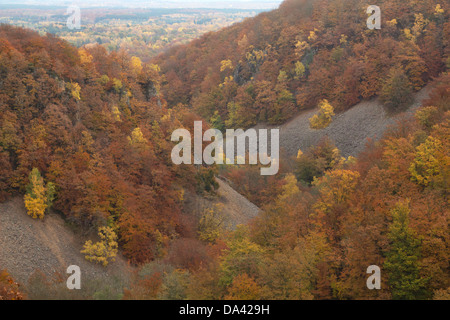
[295,139,344,185]
[158,269,190,300]
[198,204,226,244]
[210,110,225,132]
[220,226,264,287]
[384,200,429,300]
[195,167,219,195]
[380,67,413,111]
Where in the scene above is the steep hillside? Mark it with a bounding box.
[183,178,261,230]
[0,24,216,266]
[155,0,449,128]
[0,24,262,289]
[183,74,449,300]
[270,84,432,157]
[0,197,131,298]
[0,0,448,301]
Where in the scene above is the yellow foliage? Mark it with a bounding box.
[29,123,47,151]
[278,174,301,203]
[128,127,148,147]
[112,105,122,122]
[295,40,310,56]
[220,59,233,72]
[415,106,438,129]
[308,30,317,42]
[294,61,305,79]
[112,78,123,93]
[224,274,262,300]
[278,70,288,83]
[435,4,444,15]
[148,63,161,73]
[131,56,143,74]
[78,48,93,66]
[24,168,49,220]
[404,28,414,41]
[67,81,81,101]
[387,19,398,27]
[24,194,46,219]
[412,13,429,39]
[409,136,445,186]
[221,76,234,87]
[405,14,429,43]
[246,49,267,66]
[81,226,118,267]
[97,75,110,86]
[309,100,335,129]
[313,169,360,211]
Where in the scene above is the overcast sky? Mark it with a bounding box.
[0,0,284,9]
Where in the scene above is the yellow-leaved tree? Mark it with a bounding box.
[24,168,55,220]
[111,105,122,122]
[309,99,335,129]
[66,81,81,101]
[131,56,143,75]
[128,127,148,150]
[220,59,233,72]
[294,61,306,79]
[409,136,446,187]
[81,226,118,267]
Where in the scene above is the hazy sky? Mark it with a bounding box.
[0,0,284,9]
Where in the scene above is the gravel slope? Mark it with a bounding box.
[182,178,261,231]
[215,177,261,228]
[187,86,432,230]
[0,197,131,289]
[247,86,432,158]
[278,86,432,157]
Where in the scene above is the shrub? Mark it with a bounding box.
[380,67,413,111]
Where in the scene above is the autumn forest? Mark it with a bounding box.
[0,0,449,301]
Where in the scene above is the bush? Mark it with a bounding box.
[380,67,413,112]
[0,270,25,300]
